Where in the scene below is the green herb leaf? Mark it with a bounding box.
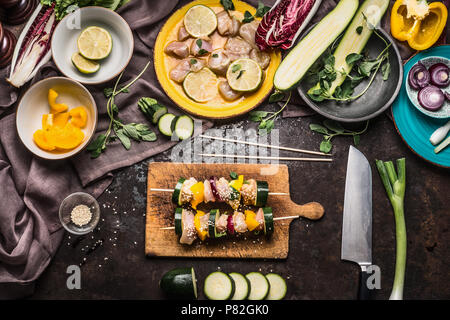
[232,64,241,73]
[269,91,285,103]
[116,129,131,150]
[230,171,238,179]
[358,60,380,77]
[212,54,218,58]
[141,132,157,142]
[123,124,141,141]
[111,103,119,115]
[382,61,391,81]
[255,1,270,17]
[190,58,197,65]
[309,124,329,135]
[198,49,209,55]
[243,10,254,23]
[236,69,245,79]
[353,134,360,146]
[249,110,269,122]
[345,53,363,66]
[320,139,332,153]
[87,134,107,151]
[196,39,202,47]
[323,119,345,133]
[220,0,235,11]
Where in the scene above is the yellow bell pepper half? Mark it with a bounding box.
[194,210,208,241]
[391,0,448,51]
[190,181,204,209]
[229,175,244,191]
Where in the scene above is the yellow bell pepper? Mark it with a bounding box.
[190,181,204,209]
[391,0,448,51]
[194,210,208,241]
[48,89,68,114]
[245,210,260,232]
[229,175,244,191]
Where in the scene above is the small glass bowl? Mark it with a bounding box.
[59,192,101,235]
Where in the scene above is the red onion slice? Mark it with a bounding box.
[429,63,450,88]
[418,85,445,111]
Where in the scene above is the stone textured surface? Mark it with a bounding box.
[30,115,450,299]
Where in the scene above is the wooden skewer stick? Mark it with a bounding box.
[158,215,302,230]
[197,154,333,162]
[200,134,331,157]
[150,188,289,196]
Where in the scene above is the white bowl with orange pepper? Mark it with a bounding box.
[16,77,97,160]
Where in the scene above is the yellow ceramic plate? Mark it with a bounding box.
[154,0,281,119]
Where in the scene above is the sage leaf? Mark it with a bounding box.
[116,129,131,150]
[309,124,329,135]
[320,139,332,153]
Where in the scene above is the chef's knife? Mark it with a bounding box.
[341,146,372,300]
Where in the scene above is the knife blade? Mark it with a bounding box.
[341,145,372,299]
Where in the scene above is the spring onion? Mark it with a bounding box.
[375,158,406,300]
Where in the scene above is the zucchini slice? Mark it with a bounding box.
[229,272,250,300]
[255,181,269,206]
[172,177,186,205]
[308,0,390,96]
[174,207,183,236]
[265,273,287,300]
[204,271,235,300]
[160,267,198,299]
[138,98,168,124]
[263,207,274,236]
[171,115,194,140]
[274,0,359,91]
[158,113,176,137]
[208,209,226,238]
[245,272,270,300]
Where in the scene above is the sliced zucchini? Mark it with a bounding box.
[245,272,270,300]
[229,272,250,300]
[172,177,186,205]
[262,207,274,236]
[174,207,183,235]
[158,113,176,137]
[138,97,168,124]
[274,0,359,91]
[160,267,198,299]
[171,115,194,140]
[255,181,269,206]
[208,209,226,238]
[265,273,287,300]
[308,0,390,96]
[204,271,235,300]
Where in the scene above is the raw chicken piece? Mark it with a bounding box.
[199,212,210,232]
[241,179,257,205]
[218,80,242,101]
[180,209,197,245]
[179,177,197,203]
[169,59,205,83]
[164,41,190,58]
[190,38,213,56]
[224,37,252,61]
[250,48,271,69]
[255,208,264,231]
[208,49,231,75]
[239,20,259,48]
[216,177,230,201]
[178,26,190,41]
[233,211,248,233]
[217,11,241,36]
[216,214,228,234]
[203,179,215,203]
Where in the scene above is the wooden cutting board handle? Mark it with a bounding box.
[293,201,325,220]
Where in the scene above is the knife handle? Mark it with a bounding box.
[358,265,372,300]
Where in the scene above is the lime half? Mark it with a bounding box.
[77,26,112,60]
[183,68,218,103]
[226,59,263,92]
[184,5,217,38]
[71,52,100,74]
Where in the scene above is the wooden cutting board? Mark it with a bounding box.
[145,162,324,259]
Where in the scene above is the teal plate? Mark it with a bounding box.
[392,45,450,168]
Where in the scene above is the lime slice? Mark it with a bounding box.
[183,68,218,103]
[71,52,100,74]
[226,59,263,92]
[184,5,217,38]
[77,26,112,60]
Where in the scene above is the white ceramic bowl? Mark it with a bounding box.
[51,6,134,84]
[16,77,97,160]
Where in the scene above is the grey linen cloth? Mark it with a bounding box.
[0,0,214,298]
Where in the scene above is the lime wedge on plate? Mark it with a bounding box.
[77,26,112,60]
[226,59,262,92]
[184,5,217,38]
[71,52,100,74]
[183,68,218,103]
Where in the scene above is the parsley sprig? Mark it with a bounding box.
[249,91,291,135]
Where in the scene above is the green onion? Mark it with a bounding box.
[375,158,406,300]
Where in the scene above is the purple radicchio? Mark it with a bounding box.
[7,3,56,88]
[255,0,322,51]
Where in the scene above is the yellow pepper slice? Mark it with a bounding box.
[391,0,448,51]
[245,210,260,232]
[69,106,88,128]
[194,210,208,241]
[48,89,68,114]
[229,175,244,191]
[190,181,204,209]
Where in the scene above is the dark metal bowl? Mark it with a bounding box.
[297,26,403,123]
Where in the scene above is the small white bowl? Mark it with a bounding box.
[51,6,134,85]
[16,77,97,160]
[59,192,101,235]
